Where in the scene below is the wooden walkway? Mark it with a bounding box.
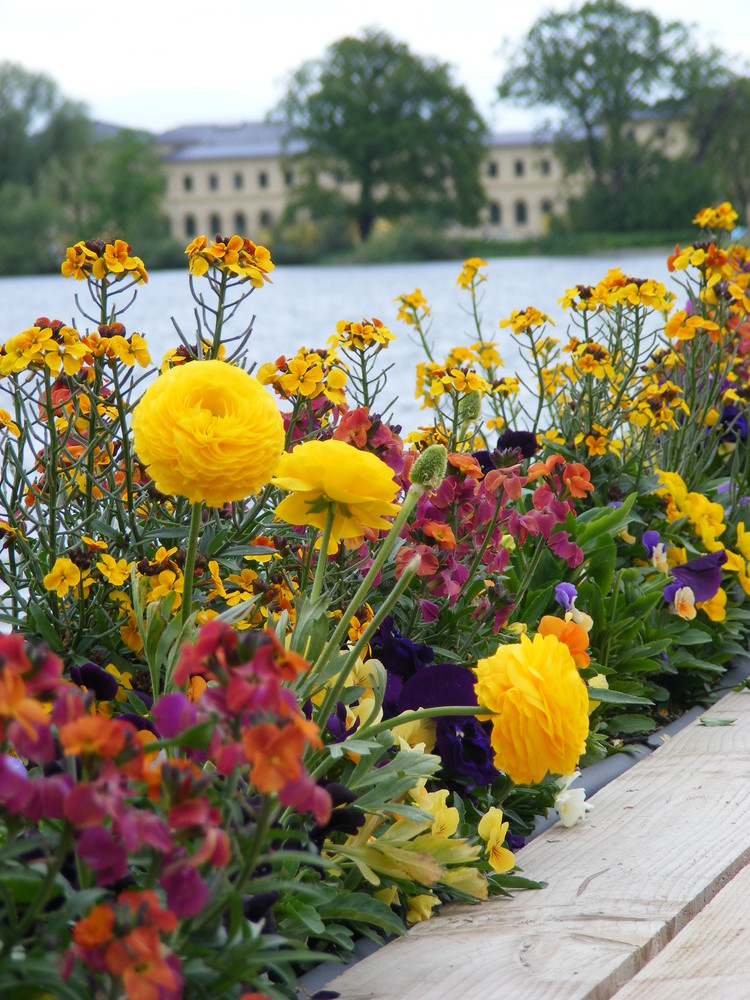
[323,686,750,999]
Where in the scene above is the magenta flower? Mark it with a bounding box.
[77,827,128,885]
[161,860,209,917]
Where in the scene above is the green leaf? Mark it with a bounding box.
[584,535,617,593]
[609,714,657,734]
[589,688,653,706]
[576,492,636,547]
[26,601,62,651]
[699,717,736,727]
[317,891,406,935]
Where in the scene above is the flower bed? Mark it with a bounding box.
[1,208,749,999]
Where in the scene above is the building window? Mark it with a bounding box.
[284,169,294,187]
[258,171,268,188]
[489,202,501,225]
[487,160,498,177]
[208,173,218,191]
[514,159,525,177]
[185,214,196,238]
[514,200,528,225]
[259,210,273,227]
[539,159,551,176]
[209,213,221,235]
[233,172,243,189]
[540,199,553,215]
[183,175,193,192]
[234,211,246,232]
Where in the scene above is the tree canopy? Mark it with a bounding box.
[273,30,488,241]
[0,62,176,275]
[497,0,735,230]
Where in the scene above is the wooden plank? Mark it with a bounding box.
[613,862,750,999]
[323,691,750,1000]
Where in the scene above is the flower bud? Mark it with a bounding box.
[409,444,448,492]
[458,389,482,425]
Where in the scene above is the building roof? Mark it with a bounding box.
[158,122,305,161]
[158,121,554,163]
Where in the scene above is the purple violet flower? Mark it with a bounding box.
[663,549,727,604]
[555,582,578,612]
[642,530,661,557]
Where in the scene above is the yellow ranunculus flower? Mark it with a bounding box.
[131,359,284,507]
[474,633,589,784]
[272,439,400,553]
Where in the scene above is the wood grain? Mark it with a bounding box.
[322,691,750,999]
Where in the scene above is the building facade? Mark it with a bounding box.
[157,122,568,243]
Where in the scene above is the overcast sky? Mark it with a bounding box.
[1,0,748,134]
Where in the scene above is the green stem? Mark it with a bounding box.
[312,554,421,728]
[9,825,73,948]
[305,483,423,687]
[211,270,229,358]
[310,505,335,603]
[355,704,491,742]
[181,501,203,627]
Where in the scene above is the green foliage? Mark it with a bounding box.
[0,62,178,275]
[273,29,488,241]
[498,0,729,232]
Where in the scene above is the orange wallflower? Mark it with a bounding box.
[243,719,320,793]
[537,615,590,668]
[59,714,128,758]
[73,904,116,948]
[105,925,177,1000]
[0,667,49,739]
[562,462,594,498]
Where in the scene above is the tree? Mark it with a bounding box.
[273,30,488,241]
[0,62,90,189]
[497,0,728,229]
[0,62,175,275]
[682,76,750,222]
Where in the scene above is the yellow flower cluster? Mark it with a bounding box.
[444,341,504,372]
[403,423,451,450]
[132,359,284,506]
[1,321,151,379]
[2,323,87,378]
[574,423,623,457]
[664,310,721,343]
[185,234,274,286]
[61,239,148,283]
[456,257,487,290]
[628,380,690,432]
[257,347,347,407]
[693,202,739,231]
[329,317,395,352]
[415,360,491,408]
[654,470,726,552]
[560,269,672,313]
[499,306,554,334]
[572,342,617,380]
[394,288,430,326]
[474,632,589,784]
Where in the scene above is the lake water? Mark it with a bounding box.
[0,250,674,430]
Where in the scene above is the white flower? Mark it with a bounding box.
[564,601,594,632]
[554,770,592,828]
[650,542,669,574]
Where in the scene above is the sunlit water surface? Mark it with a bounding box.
[0,250,674,430]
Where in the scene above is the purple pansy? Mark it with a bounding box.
[70,662,119,701]
[554,582,578,612]
[642,530,661,557]
[663,549,727,604]
[397,663,498,788]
